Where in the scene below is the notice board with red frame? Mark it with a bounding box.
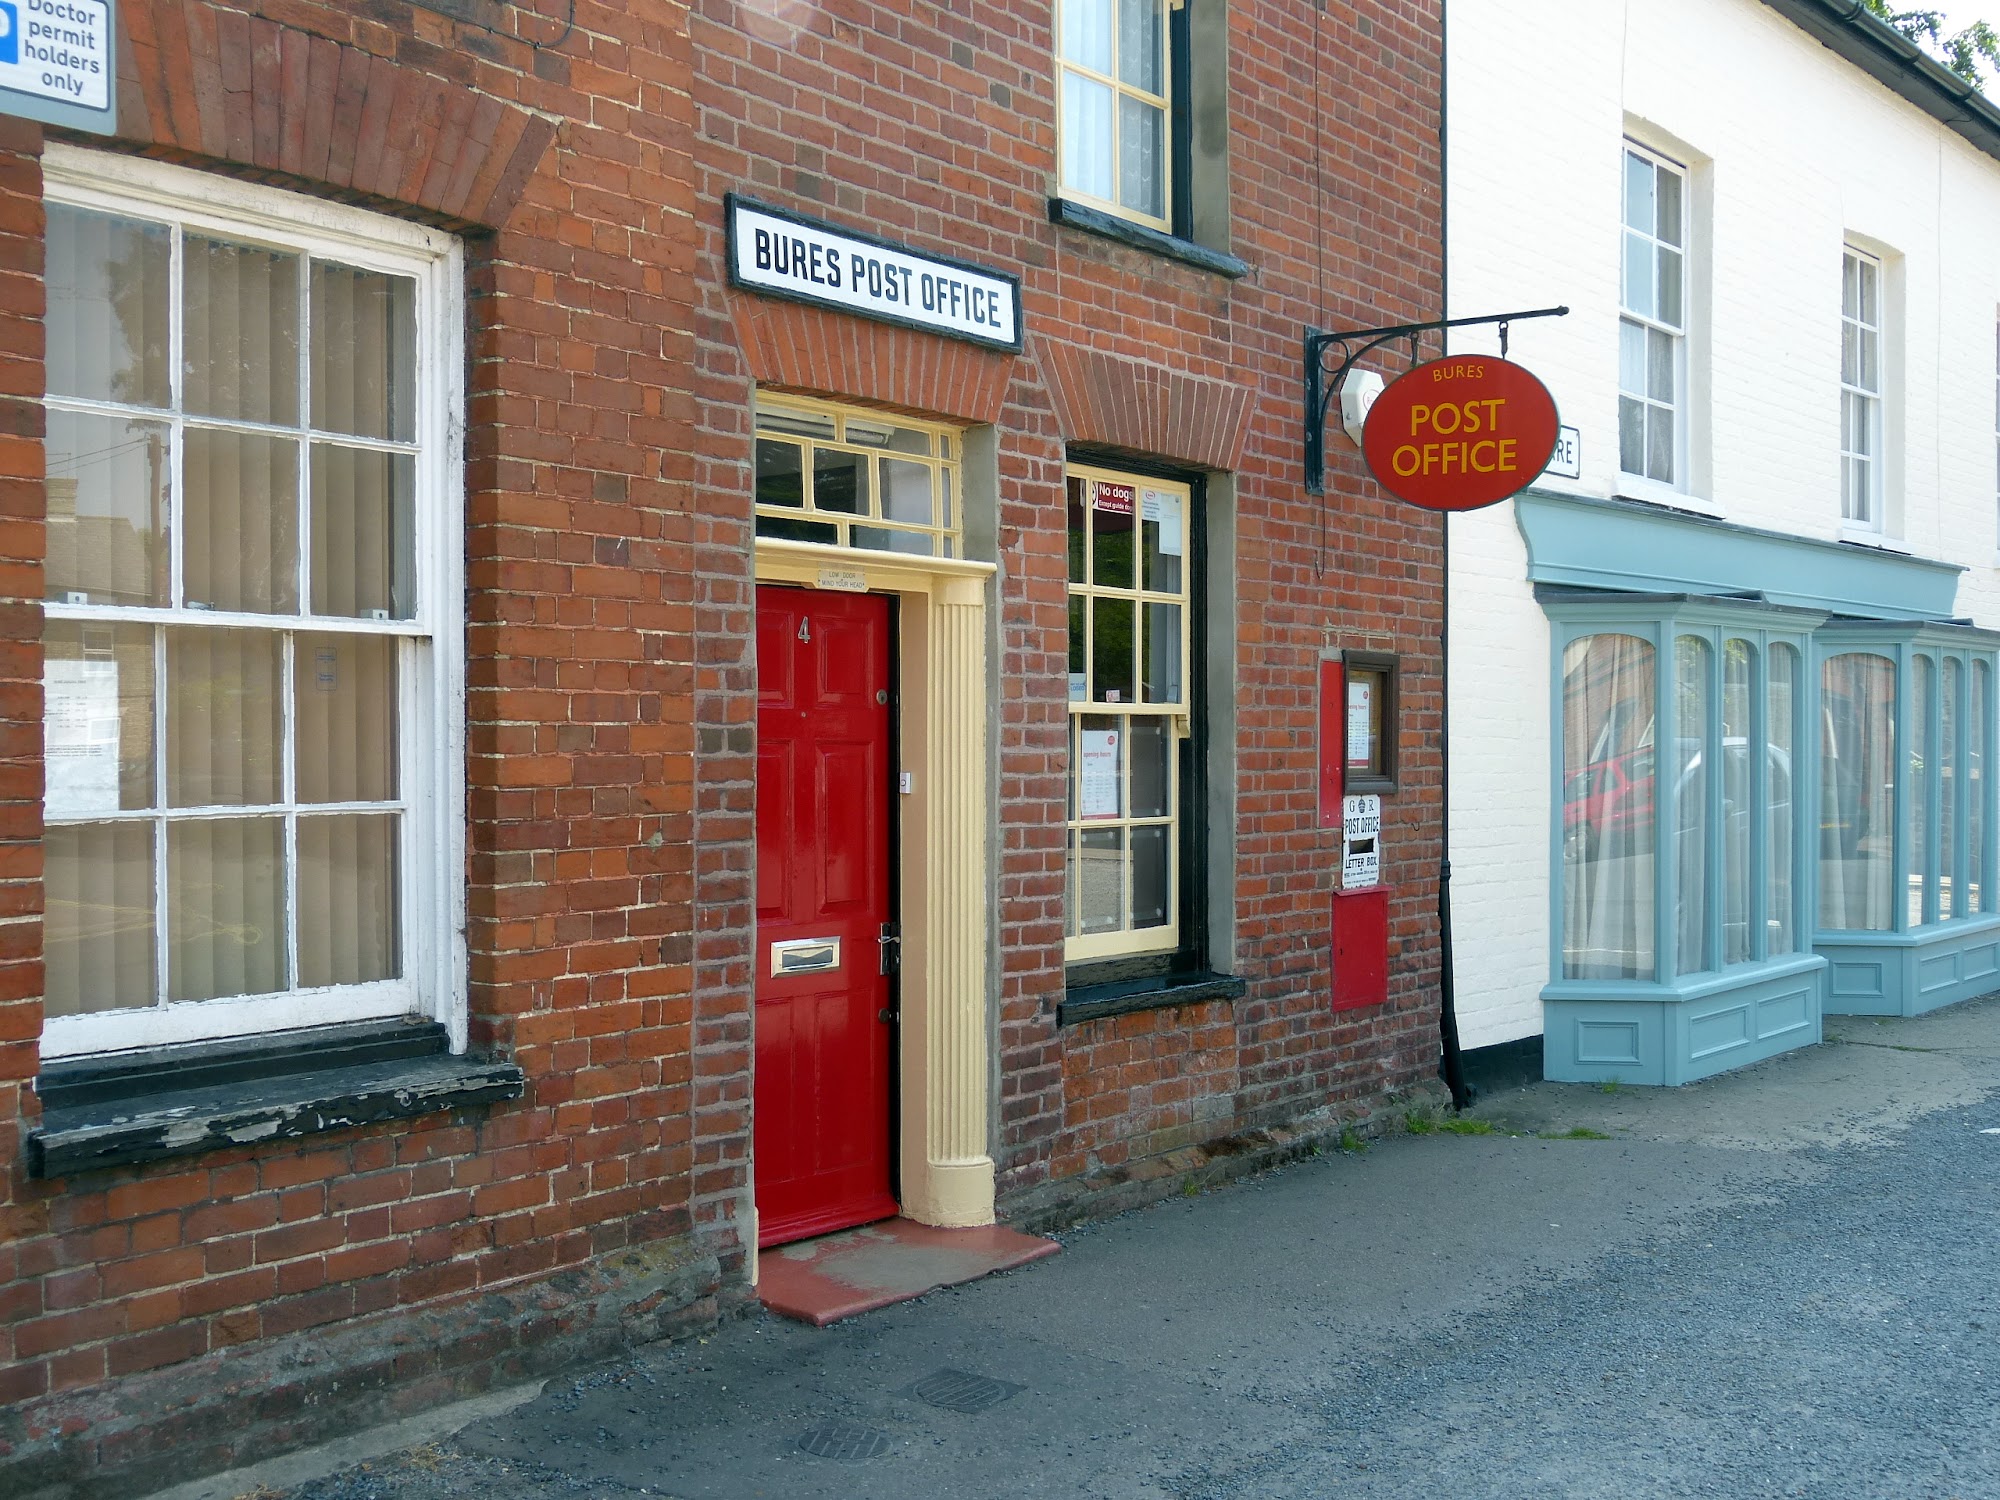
[1331,885,1390,1011]
[1317,657,1343,828]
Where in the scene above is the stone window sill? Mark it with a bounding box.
[1059,969,1248,1027]
[28,1019,525,1179]
[1047,198,1249,280]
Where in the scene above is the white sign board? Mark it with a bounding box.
[0,0,116,134]
[45,657,120,817]
[1346,680,1372,764]
[1544,424,1581,480]
[1078,728,1120,820]
[727,195,1021,351]
[1341,793,1381,889]
[1141,487,1183,556]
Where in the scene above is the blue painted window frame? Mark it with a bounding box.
[1542,592,1823,1002]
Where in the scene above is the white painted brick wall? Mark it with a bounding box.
[1442,0,2000,1047]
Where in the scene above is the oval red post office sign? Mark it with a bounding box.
[1360,355,1560,512]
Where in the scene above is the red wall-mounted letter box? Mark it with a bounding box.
[1330,885,1389,1012]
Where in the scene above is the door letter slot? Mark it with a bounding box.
[771,937,841,976]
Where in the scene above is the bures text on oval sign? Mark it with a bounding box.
[1360,355,1559,512]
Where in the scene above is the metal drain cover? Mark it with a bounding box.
[910,1368,1026,1413]
[796,1422,891,1461]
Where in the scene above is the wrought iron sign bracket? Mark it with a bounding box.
[1303,305,1568,494]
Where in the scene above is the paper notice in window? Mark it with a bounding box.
[1079,728,1120,819]
[46,659,121,817]
[1142,488,1183,556]
[1346,679,1372,766]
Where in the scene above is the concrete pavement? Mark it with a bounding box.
[168,994,2000,1500]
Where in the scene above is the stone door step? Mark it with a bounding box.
[758,1217,1060,1326]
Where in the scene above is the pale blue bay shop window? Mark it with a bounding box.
[1544,590,1824,1084]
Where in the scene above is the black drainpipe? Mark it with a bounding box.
[1435,0,1472,1110]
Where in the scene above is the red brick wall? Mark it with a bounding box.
[687,0,1447,1209]
[1,0,719,1484]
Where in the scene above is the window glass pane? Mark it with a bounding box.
[1561,633,1656,980]
[756,437,805,508]
[1067,476,1089,583]
[880,457,933,527]
[1675,636,1711,976]
[1130,823,1169,929]
[1619,319,1646,397]
[1623,151,1652,235]
[1062,72,1115,202]
[1858,257,1878,326]
[1062,0,1113,71]
[1069,594,1087,695]
[166,628,282,807]
[309,262,416,443]
[1117,0,1162,91]
[45,822,156,1018]
[755,513,839,546]
[1141,485,1183,592]
[46,205,171,408]
[1623,231,1653,317]
[1942,659,1960,920]
[1973,662,1989,914]
[850,525,934,556]
[1119,97,1165,220]
[844,418,930,454]
[1093,596,1135,703]
[1820,652,1897,931]
[1722,640,1752,966]
[298,813,400,986]
[1655,165,1683,246]
[184,429,300,613]
[311,445,415,619]
[1911,655,1935,926]
[1128,717,1170,817]
[45,409,169,607]
[1656,247,1682,329]
[295,633,397,803]
[1618,395,1644,474]
[183,235,301,426]
[1074,827,1122,934]
[757,407,836,440]
[1767,645,1798,954]
[168,816,286,1001]
[1142,600,1181,703]
[1646,405,1675,484]
[1647,327,1675,402]
[1858,328,1878,392]
[1843,252,1860,320]
[1092,487,1135,588]
[1842,322,1860,388]
[939,467,954,532]
[812,447,868,515]
[46,619,156,814]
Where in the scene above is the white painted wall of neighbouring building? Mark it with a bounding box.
[1442,0,2000,1048]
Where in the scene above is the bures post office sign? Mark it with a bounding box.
[1360,355,1559,512]
[726,194,1022,353]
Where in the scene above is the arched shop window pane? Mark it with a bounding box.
[1942,659,1961,920]
[1561,633,1656,981]
[1722,639,1754,966]
[1675,636,1712,975]
[1767,644,1799,954]
[1973,663,1989,914]
[1821,652,1897,931]
[1910,656,1935,926]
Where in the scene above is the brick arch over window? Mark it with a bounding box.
[728,296,1014,425]
[114,0,557,228]
[1034,339,1255,473]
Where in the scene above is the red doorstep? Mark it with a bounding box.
[758,1217,1061,1326]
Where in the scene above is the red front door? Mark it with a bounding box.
[753,585,899,1248]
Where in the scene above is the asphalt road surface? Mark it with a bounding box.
[179,996,2000,1500]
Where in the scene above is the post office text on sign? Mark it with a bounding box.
[750,227,1009,335]
[1387,363,1523,481]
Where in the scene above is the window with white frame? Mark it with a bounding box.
[1840,248,1884,528]
[1065,463,1192,962]
[39,149,463,1059]
[1056,0,1173,230]
[1618,144,1687,488]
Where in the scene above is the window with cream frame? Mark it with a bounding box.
[1065,463,1192,962]
[38,147,465,1061]
[1055,0,1174,231]
[752,394,961,557]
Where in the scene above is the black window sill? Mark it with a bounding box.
[1047,198,1249,280]
[1059,969,1247,1027]
[28,1019,525,1179]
